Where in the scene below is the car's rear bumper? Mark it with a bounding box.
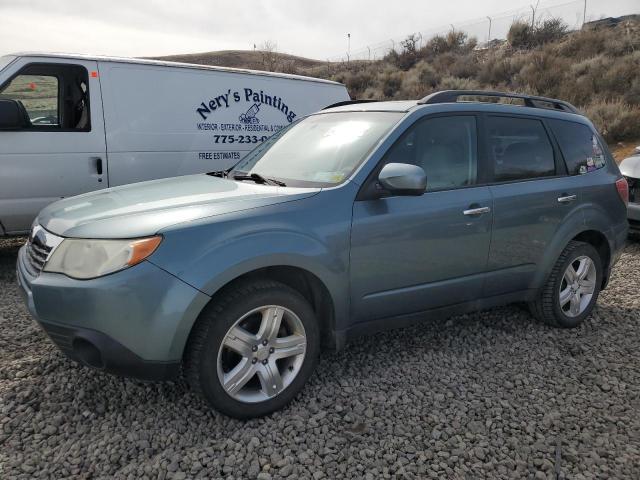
[16,245,210,381]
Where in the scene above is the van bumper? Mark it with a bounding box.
[16,246,210,381]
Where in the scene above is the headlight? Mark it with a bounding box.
[44,236,162,279]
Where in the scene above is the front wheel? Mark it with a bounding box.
[529,240,602,328]
[184,279,320,419]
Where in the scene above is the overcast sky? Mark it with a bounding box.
[0,0,637,60]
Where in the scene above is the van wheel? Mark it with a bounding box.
[184,279,320,419]
[529,240,602,328]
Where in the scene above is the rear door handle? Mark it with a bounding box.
[463,206,491,216]
[557,194,577,204]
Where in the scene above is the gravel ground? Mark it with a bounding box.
[1,236,639,479]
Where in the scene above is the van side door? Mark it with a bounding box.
[0,57,107,234]
[482,114,582,296]
[350,114,493,323]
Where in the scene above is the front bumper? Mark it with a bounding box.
[16,246,210,381]
[628,202,640,232]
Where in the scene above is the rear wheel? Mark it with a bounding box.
[529,240,602,328]
[184,279,320,419]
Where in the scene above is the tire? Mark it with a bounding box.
[184,279,320,419]
[529,240,603,328]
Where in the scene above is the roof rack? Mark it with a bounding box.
[417,90,580,114]
[322,99,378,110]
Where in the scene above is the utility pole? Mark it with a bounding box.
[530,4,535,27]
[583,0,587,27]
[486,16,492,43]
[367,46,371,61]
[347,33,351,65]
[530,0,539,27]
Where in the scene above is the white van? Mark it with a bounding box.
[0,53,350,235]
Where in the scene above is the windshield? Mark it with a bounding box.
[229,112,403,187]
[0,56,15,72]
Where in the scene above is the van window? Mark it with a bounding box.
[382,115,478,191]
[486,116,555,182]
[548,119,606,175]
[0,64,90,131]
[1,75,59,126]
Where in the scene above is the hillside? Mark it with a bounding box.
[152,50,326,73]
[153,17,640,154]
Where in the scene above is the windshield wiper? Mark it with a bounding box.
[206,168,231,178]
[232,172,286,187]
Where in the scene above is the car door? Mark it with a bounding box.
[0,57,107,234]
[350,114,493,323]
[482,114,579,296]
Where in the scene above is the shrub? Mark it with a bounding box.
[437,75,480,91]
[515,52,569,97]
[378,68,403,98]
[507,21,533,49]
[508,18,568,49]
[477,56,521,85]
[534,18,568,44]
[448,54,480,79]
[415,62,441,88]
[583,100,640,142]
[399,62,441,98]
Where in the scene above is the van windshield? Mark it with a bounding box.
[229,112,403,187]
[0,56,15,72]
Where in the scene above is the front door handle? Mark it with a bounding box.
[557,194,577,204]
[463,206,491,216]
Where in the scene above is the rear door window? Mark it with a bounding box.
[548,119,606,175]
[486,116,555,182]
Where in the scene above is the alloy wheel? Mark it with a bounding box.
[216,305,307,403]
[559,255,597,317]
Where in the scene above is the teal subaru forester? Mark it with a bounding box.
[17,91,629,418]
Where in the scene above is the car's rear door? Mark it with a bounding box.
[482,114,582,296]
[350,114,493,323]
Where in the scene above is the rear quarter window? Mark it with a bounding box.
[548,119,606,175]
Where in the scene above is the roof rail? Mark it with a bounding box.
[417,90,580,114]
[322,99,378,110]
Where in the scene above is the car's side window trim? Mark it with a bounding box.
[480,113,563,186]
[355,112,483,201]
[0,62,92,133]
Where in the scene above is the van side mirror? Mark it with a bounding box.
[0,99,28,130]
[378,163,427,196]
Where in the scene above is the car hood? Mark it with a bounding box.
[620,155,640,179]
[38,174,320,238]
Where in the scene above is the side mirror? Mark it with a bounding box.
[378,162,426,196]
[0,99,28,130]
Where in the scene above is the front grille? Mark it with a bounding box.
[25,237,52,275]
[23,225,62,276]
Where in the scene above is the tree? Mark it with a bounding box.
[260,41,279,71]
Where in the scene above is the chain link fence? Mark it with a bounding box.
[328,0,598,62]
